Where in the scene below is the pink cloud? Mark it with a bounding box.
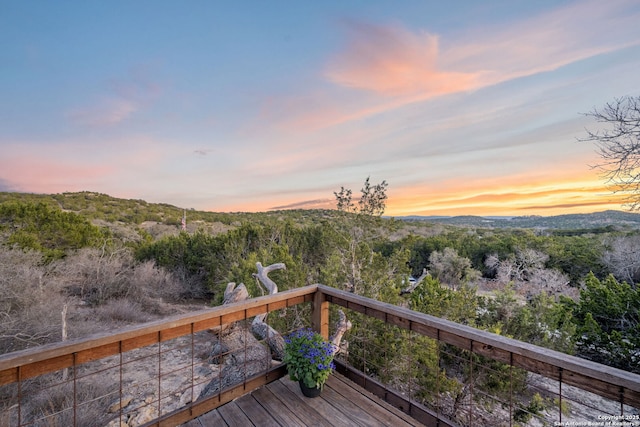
[443,0,640,85]
[67,98,138,127]
[262,1,640,134]
[0,153,114,194]
[0,134,173,198]
[269,198,334,210]
[326,21,479,97]
[66,65,163,128]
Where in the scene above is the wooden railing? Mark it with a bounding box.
[317,285,640,426]
[0,286,316,427]
[1,284,639,427]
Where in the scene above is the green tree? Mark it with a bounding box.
[477,287,575,354]
[512,292,575,353]
[0,201,108,260]
[335,177,388,216]
[566,273,640,373]
[409,276,478,325]
[428,247,480,291]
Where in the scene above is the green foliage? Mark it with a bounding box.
[345,315,460,404]
[0,201,108,259]
[358,177,388,216]
[542,235,607,283]
[401,226,607,286]
[334,177,388,216]
[334,187,354,213]
[0,191,241,226]
[566,273,640,372]
[428,247,480,290]
[510,293,575,353]
[477,289,575,353]
[320,243,408,302]
[409,276,478,325]
[137,221,339,302]
[514,392,546,424]
[410,335,461,401]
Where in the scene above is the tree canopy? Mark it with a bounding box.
[334,177,388,216]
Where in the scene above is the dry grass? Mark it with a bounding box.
[0,249,66,353]
[19,376,116,427]
[0,245,213,426]
[95,299,151,324]
[0,246,208,355]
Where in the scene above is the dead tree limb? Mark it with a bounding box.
[251,262,286,360]
[252,262,285,295]
[400,268,429,295]
[201,261,350,399]
[330,309,352,356]
[223,282,249,304]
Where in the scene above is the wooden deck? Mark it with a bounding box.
[182,373,425,427]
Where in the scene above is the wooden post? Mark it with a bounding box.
[312,288,329,340]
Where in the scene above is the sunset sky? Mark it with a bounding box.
[2,1,640,216]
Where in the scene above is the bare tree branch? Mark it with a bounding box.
[581,96,640,210]
[400,268,429,295]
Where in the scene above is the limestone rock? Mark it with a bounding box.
[129,406,157,427]
[108,395,134,413]
[105,418,129,427]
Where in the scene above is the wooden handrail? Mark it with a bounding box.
[316,284,640,408]
[0,285,317,385]
[2,282,638,427]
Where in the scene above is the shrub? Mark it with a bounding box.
[0,249,66,354]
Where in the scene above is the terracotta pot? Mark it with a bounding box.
[298,380,322,398]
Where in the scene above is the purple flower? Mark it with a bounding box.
[284,327,337,389]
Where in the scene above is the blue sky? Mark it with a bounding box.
[2,0,640,216]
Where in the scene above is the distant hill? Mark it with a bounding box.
[395,210,640,231]
[3,191,640,233]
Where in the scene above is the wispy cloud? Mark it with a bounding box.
[325,21,479,97]
[67,98,138,127]
[66,66,162,128]
[266,0,640,134]
[389,171,624,217]
[270,198,333,210]
[0,135,173,196]
[443,0,640,85]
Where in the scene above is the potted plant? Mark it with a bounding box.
[283,328,337,397]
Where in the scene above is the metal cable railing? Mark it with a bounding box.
[319,285,640,427]
[0,287,314,427]
[1,284,638,427]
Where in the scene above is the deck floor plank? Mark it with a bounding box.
[184,373,426,427]
[317,378,395,427]
[181,419,203,427]
[217,401,252,426]
[266,379,334,427]
[281,377,354,427]
[235,393,280,427]
[251,385,307,427]
[327,374,423,427]
[189,407,226,426]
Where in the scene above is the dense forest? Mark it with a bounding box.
[1,190,639,424]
